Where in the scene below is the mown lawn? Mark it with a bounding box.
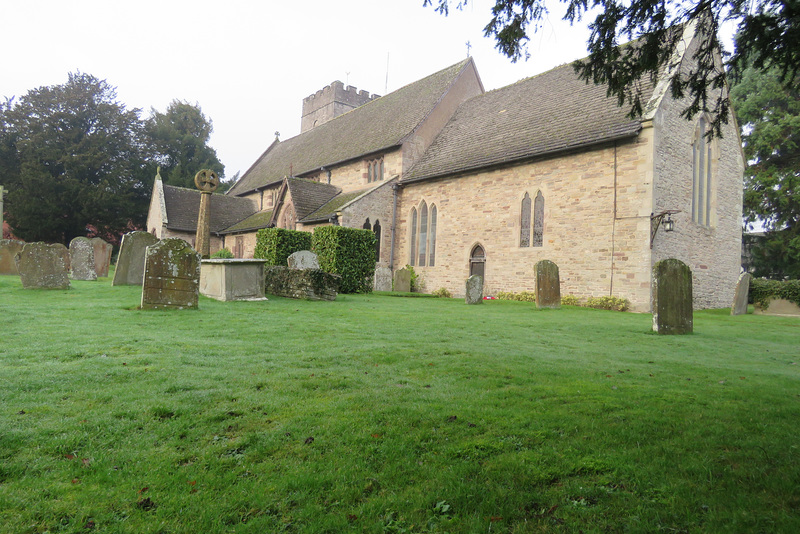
[0,274,798,533]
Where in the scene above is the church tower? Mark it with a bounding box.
[301,81,379,133]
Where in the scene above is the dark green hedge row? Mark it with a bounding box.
[749,278,800,307]
[312,226,376,294]
[254,228,312,266]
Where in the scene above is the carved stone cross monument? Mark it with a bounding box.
[194,169,219,259]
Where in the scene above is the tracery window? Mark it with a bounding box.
[363,218,381,261]
[366,157,385,183]
[532,191,544,247]
[418,201,428,266]
[520,192,531,247]
[409,207,417,266]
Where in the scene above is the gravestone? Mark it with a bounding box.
[69,237,97,281]
[287,250,319,270]
[113,231,158,286]
[465,275,483,304]
[141,238,200,310]
[730,272,752,316]
[652,258,693,334]
[394,267,411,293]
[51,243,70,272]
[200,259,268,301]
[91,237,113,278]
[374,266,392,291]
[535,259,561,309]
[0,239,24,275]
[15,242,70,289]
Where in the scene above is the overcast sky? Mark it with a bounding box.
[3,1,729,182]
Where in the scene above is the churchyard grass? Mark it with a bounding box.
[1,275,798,533]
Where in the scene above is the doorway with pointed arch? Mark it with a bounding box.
[469,243,485,281]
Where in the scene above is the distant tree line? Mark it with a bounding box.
[0,72,225,244]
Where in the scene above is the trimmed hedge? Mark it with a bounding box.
[312,226,376,293]
[750,278,800,307]
[254,228,312,266]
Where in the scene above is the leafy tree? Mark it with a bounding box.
[731,61,800,278]
[145,100,224,189]
[0,73,153,244]
[425,1,799,136]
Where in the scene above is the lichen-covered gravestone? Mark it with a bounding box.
[141,238,200,310]
[0,239,24,275]
[112,231,158,286]
[91,237,113,278]
[373,266,392,292]
[394,267,411,293]
[652,258,693,334]
[287,250,319,270]
[51,243,70,271]
[69,237,97,281]
[465,275,483,304]
[535,259,561,309]
[730,272,752,316]
[15,242,70,289]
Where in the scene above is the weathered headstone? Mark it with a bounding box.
[465,275,483,304]
[652,258,693,334]
[374,266,392,292]
[0,239,24,275]
[534,259,561,309]
[91,237,113,278]
[394,267,411,293]
[15,242,70,289]
[51,243,70,272]
[141,238,200,310]
[730,272,752,316]
[287,250,319,270]
[113,231,158,286]
[69,237,97,281]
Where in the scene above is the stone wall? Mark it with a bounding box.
[263,266,340,301]
[650,34,744,309]
[395,137,655,311]
[339,179,397,265]
[301,149,403,195]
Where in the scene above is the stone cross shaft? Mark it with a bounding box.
[193,169,219,259]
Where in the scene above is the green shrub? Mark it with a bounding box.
[432,287,452,298]
[749,278,800,307]
[210,248,234,259]
[585,296,630,312]
[312,226,376,293]
[254,228,312,266]
[561,294,580,306]
[404,264,423,292]
[496,291,536,302]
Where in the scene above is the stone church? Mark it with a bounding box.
[146,20,744,312]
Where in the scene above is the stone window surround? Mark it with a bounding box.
[366,156,385,183]
[691,115,719,229]
[518,189,545,248]
[408,199,438,267]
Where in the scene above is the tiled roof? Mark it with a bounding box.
[301,187,374,223]
[403,61,655,182]
[286,178,341,220]
[220,210,274,234]
[226,59,474,196]
[162,185,258,234]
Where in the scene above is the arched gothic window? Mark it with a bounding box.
[692,116,715,227]
[470,244,485,280]
[373,220,381,261]
[418,201,428,266]
[533,191,544,247]
[363,218,371,230]
[409,207,417,266]
[520,192,531,247]
[428,205,437,266]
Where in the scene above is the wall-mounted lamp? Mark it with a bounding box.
[650,210,680,248]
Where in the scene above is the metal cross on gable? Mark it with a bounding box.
[466,41,472,57]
